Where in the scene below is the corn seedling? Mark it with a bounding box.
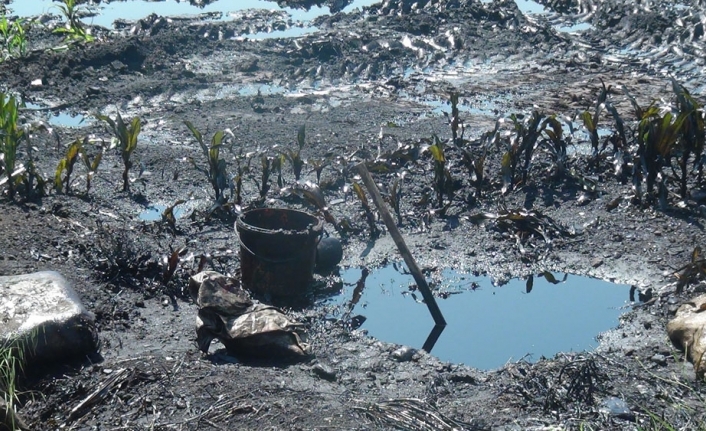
[0,93,25,199]
[307,156,330,184]
[443,92,465,145]
[581,81,609,166]
[162,200,185,231]
[429,135,454,213]
[81,140,104,194]
[258,154,271,198]
[280,125,307,181]
[14,122,52,201]
[97,112,140,192]
[671,79,705,199]
[162,245,187,284]
[385,174,403,226]
[231,149,252,206]
[501,111,546,193]
[637,103,687,200]
[0,16,27,61]
[54,138,82,194]
[184,120,233,203]
[539,115,570,180]
[53,0,94,43]
[675,246,706,293]
[352,181,379,238]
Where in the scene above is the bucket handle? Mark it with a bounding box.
[237,230,323,264]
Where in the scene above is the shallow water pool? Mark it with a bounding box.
[327,265,630,370]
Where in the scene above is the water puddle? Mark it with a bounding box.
[422,98,500,118]
[326,265,630,370]
[138,204,185,221]
[555,22,593,33]
[8,0,378,31]
[22,102,90,128]
[515,0,547,15]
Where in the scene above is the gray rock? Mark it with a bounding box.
[312,363,337,381]
[391,346,416,362]
[651,353,667,366]
[599,397,635,421]
[0,271,99,368]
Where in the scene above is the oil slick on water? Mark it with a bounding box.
[326,264,630,370]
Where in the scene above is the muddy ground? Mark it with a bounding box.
[2,0,706,429]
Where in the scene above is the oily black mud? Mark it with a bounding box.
[1,0,706,429]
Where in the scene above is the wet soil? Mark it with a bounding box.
[2,0,706,429]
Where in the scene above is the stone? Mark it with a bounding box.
[650,354,667,366]
[391,346,416,362]
[667,294,706,377]
[599,397,635,421]
[316,236,343,272]
[0,271,99,368]
[312,363,337,381]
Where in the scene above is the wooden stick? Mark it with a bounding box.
[356,163,447,326]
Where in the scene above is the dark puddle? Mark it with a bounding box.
[326,265,630,370]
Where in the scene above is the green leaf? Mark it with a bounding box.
[581,111,595,133]
[429,144,445,163]
[54,159,66,191]
[297,125,306,150]
[352,182,368,206]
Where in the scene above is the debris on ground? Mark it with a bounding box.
[189,271,310,359]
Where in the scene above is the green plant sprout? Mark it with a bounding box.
[280,125,307,181]
[0,93,25,199]
[53,0,94,43]
[429,135,454,213]
[0,16,27,61]
[54,138,82,194]
[184,120,233,203]
[97,112,141,192]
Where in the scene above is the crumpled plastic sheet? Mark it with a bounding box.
[667,293,706,378]
[189,271,310,359]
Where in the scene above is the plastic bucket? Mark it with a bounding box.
[236,208,323,300]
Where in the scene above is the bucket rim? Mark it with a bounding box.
[236,208,323,236]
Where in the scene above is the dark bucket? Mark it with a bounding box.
[236,208,323,300]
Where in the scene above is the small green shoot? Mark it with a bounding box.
[581,81,609,164]
[97,112,141,192]
[0,16,27,61]
[81,139,104,194]
[352,181,379,238]
[53,0,94,43]
[429,135,454,213]
[672,79,705,199]
[54,138,83,194]
[280,125,307,181]
[162,200,185,231]
[307,156,330,184]
[0,93,25,199]
[184,120,233,203]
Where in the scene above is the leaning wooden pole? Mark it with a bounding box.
[356,163,447,326]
